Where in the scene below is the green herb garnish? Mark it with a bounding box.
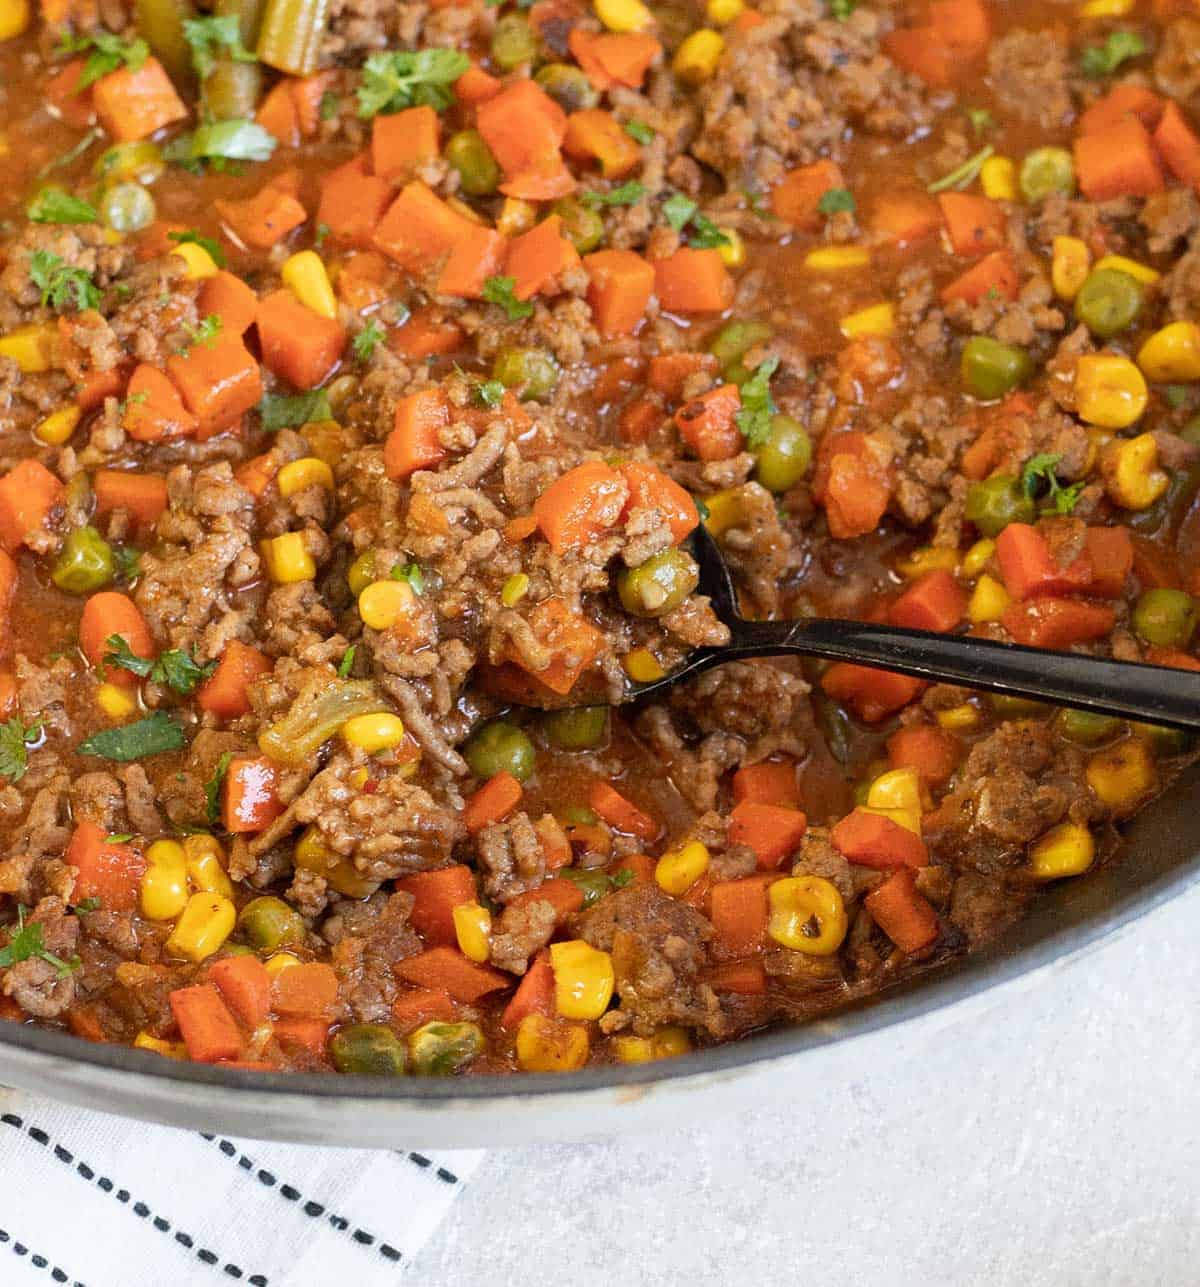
[352,319,385,363]
[259,389,333,430]
[356,48,470,118]
[734,357,780,447]
[0,719,42,783]
[204,750,233,826]
[29,250,100,312]
[27,189,98,225]
[474,379,505,408]
[927,144,995,195]
[482,275,534,321]
[582,181,646,208]
[624,119,654,144]
[1080,30,1146,78]
[183,14,256,80]
[390,561,425,594]
[167,229,226,268]
[78,711,187,762]
[57,30,148,91]
[1020,452,1084,516]
[337,646,357,678]
[103,634,216,695]
[817,188,855,215]
[0,906,79,978]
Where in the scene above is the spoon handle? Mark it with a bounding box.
[662,616,1200,732]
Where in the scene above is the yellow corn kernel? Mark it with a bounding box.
[614,1025,693,1063]
[501,573,529,607]
[341,711,406,753]
[980,155,1016,201]
[936,702,980,731]
[867,767,922,815]
[968,573,1011,624]
[961,537,996,579]
[596,0,652,31]
[35,404,82,446]
[805,246,871,271]
[0,323,55,373]
[655,840,710,895]
[140,839,189,921]
[171,241,219,280]
[767,875,848,955]
[716,228,745,268]
[1100,431,1168,510]
[281,250,337,319]
[277,456,335,497]
[346,550,376,597]
[497,197,538,238]
[167,893,236,961]
[133,1031,187,1059]
[860,803,922,835]
[1029,821,1095,880]
[516,1014,590,1072]
[895,545,958,578]
[1079,0,1133,14]
[97,681,137,719]
[265,951,301,978]
[701,487,744,536]
[1087,737,1156,811]
[260,532,315,584]
[183,833,233,898]
[358,578,415,630]
[706,0,744,22]
[0,0,30,40]
[1092,253,1159,285]
[452,902,492,964]
[623,647,666,683]
[839,301,896,340]
[1075,354,1148,430]
[550,939,614,1020]
[348,767,370,790]
[1137,321,1200,384]
[673,29,725,84]
[294,823,378,898]
[1051,236,1091,301]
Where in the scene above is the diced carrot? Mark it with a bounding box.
[1079,83,1165,137]
[391,988,457,1032]
[647,352,719,401]
[1084,526,1131,598]
[384,387,451,480]
[619,395,662,444]
[500,951,555,1028]
[1074,117,1165,201]
[821,662,925,723]
[928,0,991,54]
[256,289,346,391]
[504,514,539,544]
[271,1017,331,1056]
[705,959,769,995]
[609,852,656,885]
[0,459,64,554]
[1153,100,1200,187]
[864,867,940,953]
[65,820,147,911]
[222,756,284,834]
[196,640,272,720]
[505,214,579,301]
[0,556,15,648]
[886,725,960,788]
[79,591,154,680]
[123,364,198,442]
[889,568,967,632]
[535,813,572,869]
[618,460,699,543]
[436,225,508,299]
[215,185,307,250]
[93,469,168,531]
[1145,646,1200,671]
[76,362,128,410]
[508,876,586,923]
[209,955,271,1028]
[655,248,734,315]
[816,432,891,538]
[395,947,512,1003]
[372,104,440,180]
[198,271,259,336]
[292,71,336,136]
[870,189,944,247]
[674,383,742,461]
[938,192,1006,258]
[169,984,243,1063]
[504,597,605,697]
[728,801,808,870]
[709,874,775,960]
[1001,597,1116,648]
[396,865,478,946]
[995,523,1090,601]
[563,108,640,177]
[318,153,393,248]
[166,339,262,439]
[92,57,187,142]
[883,27,957,86]
[770,159,845,230]
[583,248,655,336]
[464,770,523,833]
[499,157,576,201]
[455,63,503,105]
[568,29,661,90]
[589,782,659,842]
[732,760,800,808]
[476,79,568,183]
[831,807,928,869]
[234,453,277,499]
[271,961,339,1019]
[372,180,477,272]
[940,249,1019,305]
[533,460,627,553]
[255,80,299,147]
[390,308,465,358]
[46,58,94,129]
[66,1003,106,1042]
[733,8,766,30]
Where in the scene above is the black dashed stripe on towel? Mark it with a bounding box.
[0,1227,85,1287]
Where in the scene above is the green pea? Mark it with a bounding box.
[616,547,699,617]
[535,63,599,112]
[1132,588,1197,648]
[493,347,560,401]
[754,413,812,492]
[407,1020,485,1076]
[543,705,608,749]
[551,197,605,254]
[708,320,772,371]
[51,526,114,595]
[464,720,536,782]
[94,141,164,185]
[99,183,156,234]
[444,129,501,197]
[560,805,597,825]
[1018,147,1076,202]
[491,14,538,69]
[1056,708,1122,745]
[989,692,1046,719]
[330,1023,407,1076]
[964,476,1035,537]
[1074,268,1143,339]
[961,336,1033,401]
[237,896,306,951]
[346,550,377,597]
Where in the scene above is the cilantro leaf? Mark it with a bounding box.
[167,229,226,268]
[27,189,99,224]
[29,250,100,312]
[1020,452,1084,516]
[582,181,646,208]
[663,192,698,231]
[113,546,142,583]
[154,649,217,695]
[687,213,731,249]
[337,645,357,679]
[474,378,505,408]
[482,275,534,321]
[661,192,730,247]
[390,561,425,594]
[204,750,233,826]
[75,896,102,913]
[78,711,186,762]
[352,319,385,363]
[0,907,78,978]
[817,187,856,215]
[102,634,154,680]
[356,48,470,119]
[927,144,995,195]
[165,119,277,170]
[58,30,148,91]
[1080,30,1146,78]
[0,719,42,783]
[259,389,333,430]
[183,14,256,80]
[734,356,780,447]
[181,314,223,353]
[624,119,654,144]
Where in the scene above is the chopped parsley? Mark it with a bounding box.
[817,187,856,215]
[560,866,635,908]
[1021,452,1084,516]
[337,645,357,679]
[27,189,98,224]
[183,14,256,80]
[624,119,654,144]
[927,144,995,195]
[29,250,101,312]
[482,275,534,321]
[661,191,730,247]
[663,192,697,231]
[78,711,187,762]
[0,906,78,978]
[165,119,277,171]
[0,719,42,783]
[734,356,780,447]
[352,319,385,363]
[180,314,223,353]
[204,750,233,826]
[390,561,425,594]
[356,48,470,118]
[167,229,226,268]
[1080,30,1146,78]
[319,90,341,121]
[687,213,731,249]
[582,181,646,208]
[103,634,216,695]
[57,30,148,91]
[259,389,333,430]
[474,378,505,409]
[965,106,995,136]
[113,546,142,583]
[105,834,133,844]
[74,897,102,914]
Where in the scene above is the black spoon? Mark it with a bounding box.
[622,522,1200,732]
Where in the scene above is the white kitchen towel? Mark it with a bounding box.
[0,1087,483,1287]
